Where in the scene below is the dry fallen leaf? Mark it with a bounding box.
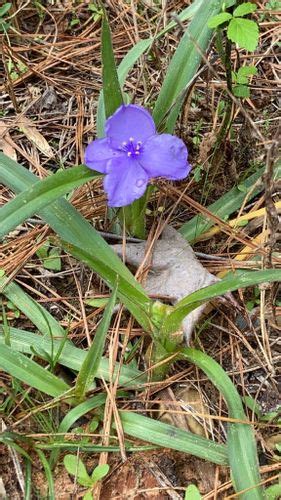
[112,226,220,343]
[18,116,54,158]
[0,121,17,161]
[156,386,212,438]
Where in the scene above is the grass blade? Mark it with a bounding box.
[24,458,32,500]
[0,276,65,339]
[153,0,224,132]
[101,7,123,118]
[180,348,263,499]
[36,442,154,452]
[0,165,99,239]
[0,344,69,397]
[0,326,147,388]
[36,450,55,500]
[120,411,228,465]
[74,282,118,400]
[162,270,281,336]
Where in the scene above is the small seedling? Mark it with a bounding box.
[7,59,28,81]
[232,65,257,98]
[208,2,259,52]
[36,239,62,271]
[245,286,260,312]
[192,164,204,183]
[192,119,204,147]
[69,16,80,28]
[63,454,109,499]
[88,4,102,23]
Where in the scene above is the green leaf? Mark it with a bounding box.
[237,65,257,77]
[265,484,281,500]
[36,449,55,500]
[122,186,152,239]
[85,297,109,308]
[242,396,262,418]
[162,270,281,336]
[153,0,225,133]
[91,464,110,483]
[0,3,12,17]
[227,17,259,51]
[43,246,61,271]
[120,411,228,465]
[233,2,257,17]
[234,72,248,84]
[63,455,92,487]
[24,457,32,499]
[185,484,202,500]
[233,84,250,98]
[0,165,99,240]
[101,8,123,118]
[83,492,93,500]
[224,0,236,6]
[0,153,153,332]
[74,282,117,400]
[0,344,69,397]
[0,326,148,388]
[207,12,232,28]
[0,276,65,340]
[96,38,152,137]
[180,348,263,499]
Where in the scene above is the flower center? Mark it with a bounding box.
[120,137,143,159]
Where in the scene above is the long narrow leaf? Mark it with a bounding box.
[74,282,118,399]
[0,326,147,388]
[120,411,228,465]
[153,0,224,132]
[36,450,55,500]
[101,7,123,118]
[0,276,65,338]
[0,344,69,397]
[180,348,263,499]
[0,165,99,239]
[162,270,281,335]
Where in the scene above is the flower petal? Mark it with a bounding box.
[84,138,122,173]
[104,156,148,207]
[105,104,156,149]
[140,134,191,180]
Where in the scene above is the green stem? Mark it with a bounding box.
[121,186,153,239]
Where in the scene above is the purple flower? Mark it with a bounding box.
[85,104,191,207]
